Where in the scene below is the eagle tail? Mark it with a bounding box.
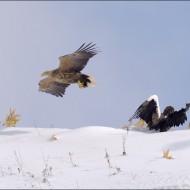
[78,74,96,88]
[87,75,96,87]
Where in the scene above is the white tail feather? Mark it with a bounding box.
[87,75,96,87]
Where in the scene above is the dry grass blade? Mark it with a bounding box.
[163,149,174,159]
[51,134,59,141]
[3,108,21,127]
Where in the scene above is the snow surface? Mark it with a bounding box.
[0,125,190,189]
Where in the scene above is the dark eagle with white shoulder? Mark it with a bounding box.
[39,43,99,97]
[129,95,190,132]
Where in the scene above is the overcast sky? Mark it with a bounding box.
[0,1,189,130]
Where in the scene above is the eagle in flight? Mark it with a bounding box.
[129,95,190,132]
[39,43,99,97]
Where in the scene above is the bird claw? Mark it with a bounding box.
[78,81,84,88]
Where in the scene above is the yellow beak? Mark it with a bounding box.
[41,73,46,77]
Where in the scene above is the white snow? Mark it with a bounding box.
[0,125,190,189]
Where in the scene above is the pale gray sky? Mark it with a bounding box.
[0,1,189,129]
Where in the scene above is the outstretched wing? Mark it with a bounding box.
[153,108,188,132]
[39,77,70,97]
[58,43,99,73]
[130,95,160,126]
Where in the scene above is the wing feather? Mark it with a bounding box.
[152,108,188,132]
[130,98,159,126]
[39,77,70,97]
[59,43,99,73]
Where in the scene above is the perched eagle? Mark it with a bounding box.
[129,95,190,132]
[39,43,99,97]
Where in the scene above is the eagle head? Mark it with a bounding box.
[163,106,175,117]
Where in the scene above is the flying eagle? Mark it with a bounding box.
[39,43,99,97]
[129,95,190,132]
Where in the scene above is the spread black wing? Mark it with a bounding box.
[130,99,159,126]
[152,107,188,132]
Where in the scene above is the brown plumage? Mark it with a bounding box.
[39,43,99,97]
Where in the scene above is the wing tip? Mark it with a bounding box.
[75,42,101,55]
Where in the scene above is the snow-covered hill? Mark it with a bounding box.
[0,126,190,189]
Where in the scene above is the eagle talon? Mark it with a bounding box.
[78,80,84,88]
